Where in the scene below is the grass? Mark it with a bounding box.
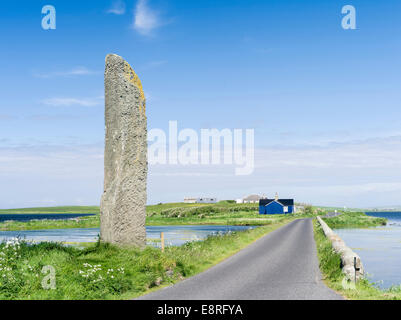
[322,211,387,229]
[0,217,293,300]
[1,202,397,299]
[0,206,99,214]
[0,215,100,231]
[0,206,100,231]
[146,203,290,226]
[0,202,292,231]
[0,202,343,231]
[313,219,401,300]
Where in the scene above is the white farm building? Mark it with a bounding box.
[236,194,265,204]
[184,197,217,204]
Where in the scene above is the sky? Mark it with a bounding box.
[0,0,401,208]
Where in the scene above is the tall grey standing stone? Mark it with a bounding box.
[100,54,147,246]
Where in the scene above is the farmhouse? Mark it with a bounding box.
[236,194,264,204]
[259,193,295,214]
[184,197,217,204]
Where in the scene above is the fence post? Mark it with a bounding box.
[161,232,165,252]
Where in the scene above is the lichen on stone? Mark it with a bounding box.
[123,61,146,116]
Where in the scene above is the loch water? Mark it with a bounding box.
[335,212,401,289]
[0,225,256,247]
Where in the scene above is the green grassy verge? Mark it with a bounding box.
[0,215,99,231]
[0,202,246,215]
[0,202,333,231]
[0,202,291,231]
[313,219,401,300]
[0,206,100,231]
[1,204,381,233]
[0,218,293,300]
[146,203,289,226]
[322,211,387,229]
[0,206,99,214]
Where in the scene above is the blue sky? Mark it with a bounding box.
[0,0,401,208]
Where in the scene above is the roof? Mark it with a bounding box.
[243,194,263,201]
[260,199,294,206]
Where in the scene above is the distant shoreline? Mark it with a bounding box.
[0,206,99,215]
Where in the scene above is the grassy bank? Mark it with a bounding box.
[0,206,99,214]
[313,219,401,300]
[0,206,100,231]
[322,211,387,229]
[146,203,290,226]
[0,215,99,231]
[0,204,387,233]
[0,202,291,231]
[0,218,292,300]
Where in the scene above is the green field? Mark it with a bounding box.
[0,215,99,231]
[0,202,297,299]
[0,218,293,300]
[0,206,99,214]
[322,211,387,229]
[0,202,387,231]
[0,202,290,231]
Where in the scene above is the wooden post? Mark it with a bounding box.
[161,232,165,252]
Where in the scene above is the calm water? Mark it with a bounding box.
[0,225,256,247]
[0,214,95,223]
[335,212,401,289]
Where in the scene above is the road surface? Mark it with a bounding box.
[139,219,343,300]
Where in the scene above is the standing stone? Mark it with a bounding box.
[100,54,147,246]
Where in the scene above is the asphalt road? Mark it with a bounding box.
[139,219,343,300]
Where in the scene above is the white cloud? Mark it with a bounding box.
[107,0,126,15]
[68,67,98,76]
[147,135,401,207]
[0,143,104,209]
[133,0,161,35]
[34,67,99,78]
[41,96,104,107]
[254,136,401,170]
[2,134,401,208]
